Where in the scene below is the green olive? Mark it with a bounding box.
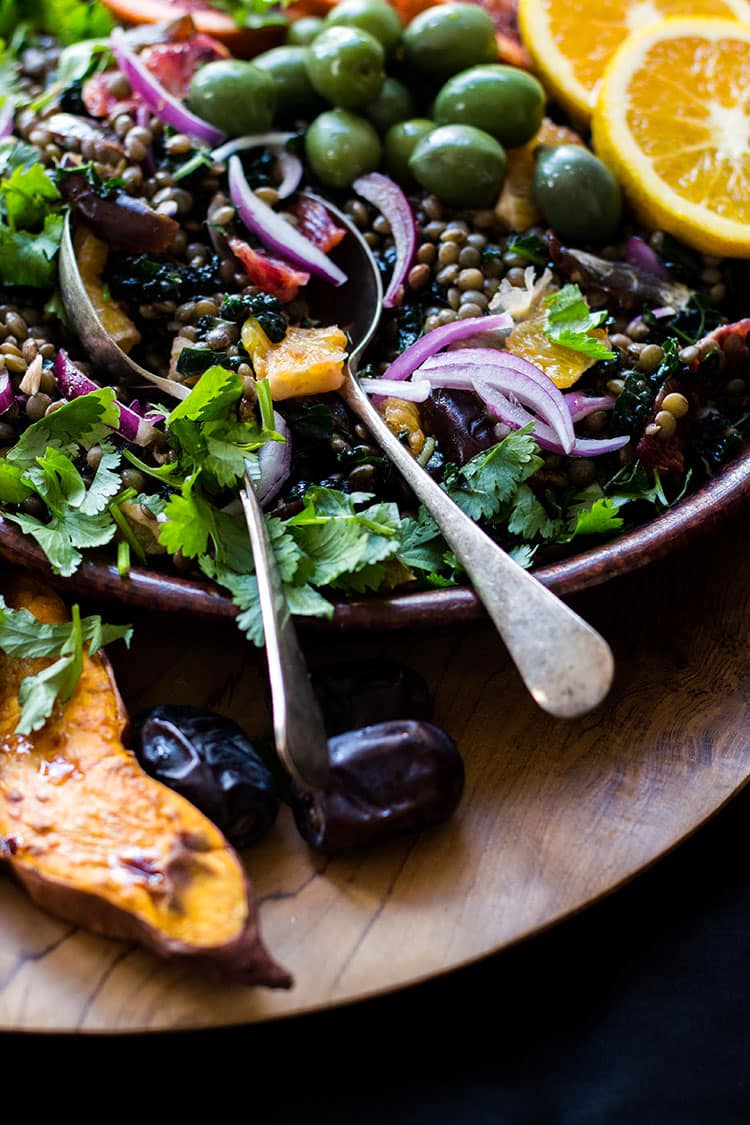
[306,25,386,110]
[252,46,324,120]
[434,65,545,148]
[533,144,622,244]
[286,16,325,45]
[383,117,434,186]
[365,76,415,134]
[409,123,506,208]
[402,3,498,78]
[188,60,276,136]
[305,109,382,188]
[325,0,403,53]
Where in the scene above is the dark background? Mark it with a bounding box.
[3,771,749,1122]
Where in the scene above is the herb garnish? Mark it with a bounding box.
[543,284,615,361]
[0,598,132,734]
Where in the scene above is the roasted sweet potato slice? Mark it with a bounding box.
[0,578,291,989]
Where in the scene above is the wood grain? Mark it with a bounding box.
[0,506,748,1033]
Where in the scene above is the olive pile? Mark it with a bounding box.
[134,659,464,855]
[184,0,620,239]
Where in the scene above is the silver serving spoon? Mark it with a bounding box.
[61,200,613,722]
[60,213,329,790]
[306,196,614,719]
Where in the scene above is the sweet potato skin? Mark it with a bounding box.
[0,578,291,988]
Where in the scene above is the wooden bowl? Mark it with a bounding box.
[0,450,747,629]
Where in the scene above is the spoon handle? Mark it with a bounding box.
[240,472,330,790]
[340,377,614,718]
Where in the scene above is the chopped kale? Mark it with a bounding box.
[220,291,287,342]
[107,253,220,305]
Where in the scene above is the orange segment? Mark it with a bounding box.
[518,0,750,122]
[507,310,608,389]
[593,18,750,255]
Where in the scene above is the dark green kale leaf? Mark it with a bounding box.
[220,291,287,342]
[107,253,220,305]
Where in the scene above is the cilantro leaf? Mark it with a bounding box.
[544,284,615,361]
[0,210,63,289]
[79,442,121,515]
[8,387,119,463]
[397,508,446,573]
[506,483,560,541]
[0,460,32,504]
[444,428,543,522]
[167,365,244,424]
[26,0,114,44]
[1,598,131,736]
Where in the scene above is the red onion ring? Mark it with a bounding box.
[228,155,346,287]
[273,147,303,200]
[384,313,513,384]
[53,350,160,447]
[474,378,630,458]
[0,371,13,413]
[353,172,416,308]
[417,347,575,453]
[625,236,669,279]
[211,133,295,163]
[563,392,615,422]
[257,412,292,507]
[110,29,225,147]
[359,377,431,402]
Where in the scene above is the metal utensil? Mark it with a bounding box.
[239,473,329,791]
[60,212,329,789]
[307,195,614,719]
[61,199,613,718]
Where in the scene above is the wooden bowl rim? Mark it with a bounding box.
[0,450,747,629]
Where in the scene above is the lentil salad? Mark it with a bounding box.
[0,0,748,646]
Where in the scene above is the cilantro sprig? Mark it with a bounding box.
[0,597,132,734]
[543,284,615,361]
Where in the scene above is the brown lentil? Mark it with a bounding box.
[662,392,689,417]
[25,393,51,421]
[610,333,632,351]
[460,290,488,310]
[437,242,459,266]
[436,264,460,286]
[457,268,484,291]
[441,221,469,244]
[626,317,650,341]
[458,303,483,318]
[726,378,747,396]
[416,243,436,265]
[408,263,431,290]
[345,199,369,228]
[506,267,527,287]
[678,345,699,365]
[165,133,192,156]
[607,377,626,395]
[638,344,664,373]
[372,215,391,236]
[422,195,443,221]
[654,410,677,439]
[256,187,279,206]
[582,410,609,436]
[458,245,482,268]
[4,355,27,374]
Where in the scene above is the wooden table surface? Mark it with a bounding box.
[0,501,748,1033]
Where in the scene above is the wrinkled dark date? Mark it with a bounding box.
[134,705,279,848]
[421,389,496,465]
[290,720,464,854]
[310,658,433,736]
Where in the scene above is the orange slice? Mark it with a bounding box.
[593,17,750,256]
[507,309,609,389]
[518,0,750,123]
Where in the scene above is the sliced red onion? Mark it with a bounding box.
[0,99,14,139]
[210,133,294,164]
[416,347,575,453]
[110,29,225,147]
[353,172,416,309]
[228,155,346,287]
[273,146,303,200]
[625,236,668,279]
[257,411,292,507]
[563,392,615,422]
[650,305,676,319]
[474,378,630,458]
[0,371,13,413]
[53,349,160,447]
[384,313,513,384]
[359,376,431,402]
